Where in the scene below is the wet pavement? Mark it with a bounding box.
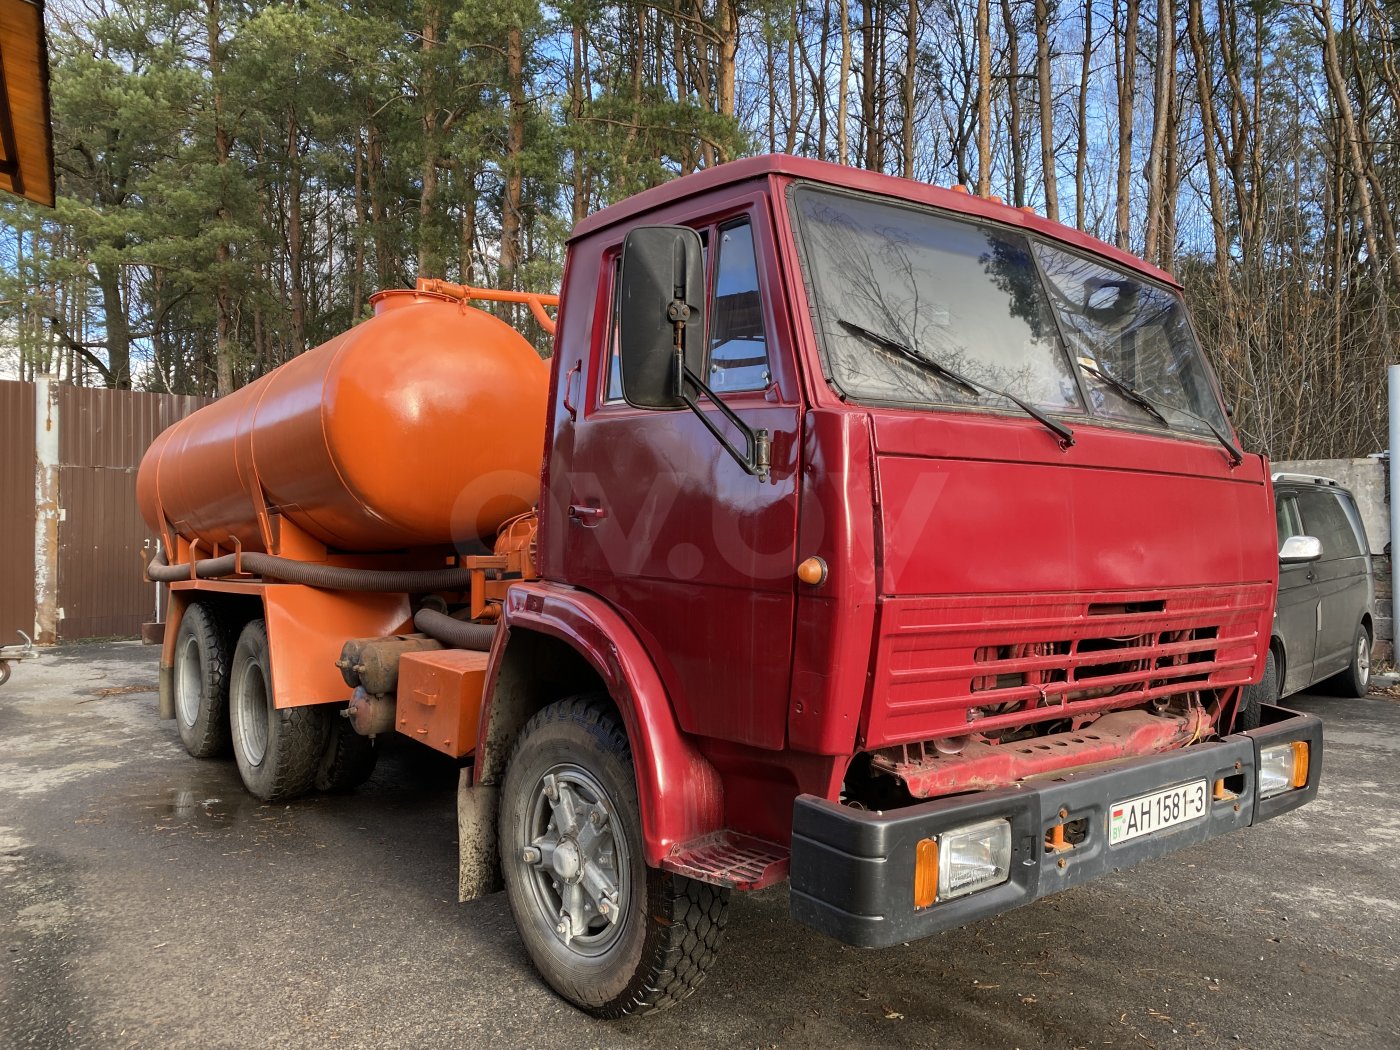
[2,640,1397,1049]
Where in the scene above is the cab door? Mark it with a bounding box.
[1273,490,1316,696]
[558,202,803,749]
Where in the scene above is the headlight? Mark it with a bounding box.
[914,818,1012,908]
[1258,741,1309,799]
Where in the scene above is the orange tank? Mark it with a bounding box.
[138,289,548,555]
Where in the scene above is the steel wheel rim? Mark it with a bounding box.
[1358,634,1370,687]
[233,655,270,767]
[175,635,201,728]
[515,763,630,958]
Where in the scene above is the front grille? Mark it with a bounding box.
[863,584,1270,748]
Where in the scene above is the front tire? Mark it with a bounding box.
[1237,650,1277,731]
[229,619,328,801]
[499,697,728,1017]
[173,601,232,758]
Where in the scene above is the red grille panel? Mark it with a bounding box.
[862,584,1271,748]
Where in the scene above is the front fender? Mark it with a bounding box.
[476,581,724,867]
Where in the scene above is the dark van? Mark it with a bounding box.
[1244,473,1374,724]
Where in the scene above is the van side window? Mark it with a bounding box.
[1297,489,1362,558]
[707,222,771,393]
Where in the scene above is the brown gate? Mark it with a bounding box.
[0,379,208,643]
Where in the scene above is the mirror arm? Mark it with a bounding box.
[680,365,771,480]
[668,307,689,401]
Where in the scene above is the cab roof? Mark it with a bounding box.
[570,154,1180,289]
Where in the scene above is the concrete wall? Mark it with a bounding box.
[1274,456,1392,663]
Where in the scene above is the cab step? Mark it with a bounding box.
[661,831,789,890]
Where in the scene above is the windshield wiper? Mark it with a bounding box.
[839,318,1075,449]
[1080,362,1171,428]
[839,318,979,397]
[1081,362,1242,466]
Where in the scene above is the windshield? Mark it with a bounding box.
[791,186,1228,436]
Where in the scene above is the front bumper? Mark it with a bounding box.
[790,703,1322,947]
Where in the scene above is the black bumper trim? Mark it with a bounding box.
[790,703,1322,947]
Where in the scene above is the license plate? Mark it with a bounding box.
[1109,780,1209,845]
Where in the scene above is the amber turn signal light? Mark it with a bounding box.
[796,556,828,586]
[1290,741,1309,789]
[914,837,939,909]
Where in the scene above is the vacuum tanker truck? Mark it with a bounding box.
[139,155,1323,1017]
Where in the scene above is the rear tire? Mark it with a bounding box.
[1237,650,1277,731]
[229,619,328,801]
[499,696,728,1017]
[1331,623,1371,698]
[315,716,379,792]
[173,602,232,758]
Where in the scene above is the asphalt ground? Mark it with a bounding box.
[1,641,1397,1050]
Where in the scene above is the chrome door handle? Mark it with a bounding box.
[568,504,606,523]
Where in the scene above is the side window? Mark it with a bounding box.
[707,222,771,393]
[1297,488,1362,558]
[604,260,623,402]
[1276,493,1303,551]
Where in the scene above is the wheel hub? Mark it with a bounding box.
[552,838,582,882]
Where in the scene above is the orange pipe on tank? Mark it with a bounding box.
[137,289,548,556]
[416,279,560,335]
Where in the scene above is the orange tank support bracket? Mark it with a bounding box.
[460,546,538,620]
[459,511,540,620]
[416,278,561,336]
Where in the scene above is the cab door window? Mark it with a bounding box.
[706,221,771,393]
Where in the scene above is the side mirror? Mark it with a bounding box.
[1279,535,1323,563]
[617,225,707,410]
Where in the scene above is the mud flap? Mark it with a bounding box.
[458,774,503,901]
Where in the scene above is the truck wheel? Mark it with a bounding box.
[1237,650,1276,731]
[499,697,728,1017]
[1331,623,1371,698]
[229,619,328,801]
[315,716,378,793]
[173,601,232,758]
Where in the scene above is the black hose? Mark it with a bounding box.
[412,608,495,651]
[146,550,477,593]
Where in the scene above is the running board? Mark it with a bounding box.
[661,831,789,891]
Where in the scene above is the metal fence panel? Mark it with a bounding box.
[55,385,208,640]
[0,380,36,643]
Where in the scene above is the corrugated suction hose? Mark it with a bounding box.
[146,550,476,593]
[411,609,495,652]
